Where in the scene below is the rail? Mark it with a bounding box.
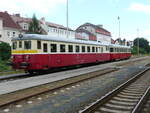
[132,86,150,113]
[79,67,149,113]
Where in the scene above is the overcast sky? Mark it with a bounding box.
[0,0,150,41]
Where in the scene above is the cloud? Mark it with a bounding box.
[0,0,66,16]
[128,3,150,14]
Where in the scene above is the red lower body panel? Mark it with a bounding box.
[12,53,110,70]
[110,53,131,60]
[12,53,131,71]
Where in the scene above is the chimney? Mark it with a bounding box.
[97,24,103,28]
[15,14,20,17]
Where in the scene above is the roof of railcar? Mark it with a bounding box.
[12,34,130,48]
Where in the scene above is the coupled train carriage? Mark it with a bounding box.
[11,34,131,74]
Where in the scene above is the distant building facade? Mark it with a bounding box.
[11,14,75,39]
[0,11,132,46]
[0,12,21,44]
[76,23,112,44]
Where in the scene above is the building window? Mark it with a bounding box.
[23,24,28,30]
[0,34,2,38]
[68,45,73,52]
[51,44,57,52]
[75,45,80,52]
[37,41,41,49]
[7,32,10,37]
[60,44,66,52]
[43,43,48,52]
[13,32,15,37]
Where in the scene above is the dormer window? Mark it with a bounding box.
[7,32,10,37]
[13,32,15,37]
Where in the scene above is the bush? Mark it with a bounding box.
[0,42,11,61]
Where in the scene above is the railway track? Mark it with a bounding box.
[80,67,150,113]
[0,67,118,109]
[139,87,150,113]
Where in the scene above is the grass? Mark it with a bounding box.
[0,60,24,76]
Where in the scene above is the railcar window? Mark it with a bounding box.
[43,43,48,52]
[51,44,57,52]
[60,44,66,52]
[106,46,108,51]
[87,46,90,52]
[92,47,95,52]
[101,47,103,53]
[24,41,31,49]
[19,41,22,48]
[37,41,41,49]
[68,45,73,52]
[96,47,98,52]
[82,46,85,52]
[98,47,101,53]
[117,48,119,52]
[76,45,80,52]
[110,48,113,52]
[12,42,17,50]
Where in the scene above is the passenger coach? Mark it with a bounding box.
[11,34,131,74]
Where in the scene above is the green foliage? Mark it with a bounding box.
[133,38,150,54]
[0,42,11,61]
[0,60,11,72]
[28,14,42,34]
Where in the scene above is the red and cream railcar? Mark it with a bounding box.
[109,44,131,61]
[11,34,111,73]
[11,34,131,73]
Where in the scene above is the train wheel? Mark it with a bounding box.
[28,70,34,74]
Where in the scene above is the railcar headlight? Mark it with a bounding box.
[25,55,30,60]
[11,56,14,60]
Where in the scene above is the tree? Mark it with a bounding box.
[0,42,11,60]
[28,14,42,34]
[133,37,150,54]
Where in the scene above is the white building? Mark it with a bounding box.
[11,14,75,39]
[76,23,112,44]
[0,12,21,44]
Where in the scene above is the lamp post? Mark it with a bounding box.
[118,16,120,38]
[66,0,69,38]
[137,28,139,56]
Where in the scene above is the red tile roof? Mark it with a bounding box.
[77,23,111,36]
[0,12,21,29]
[11,15,32,23]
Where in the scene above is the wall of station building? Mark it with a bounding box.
[96,33,111,44]
[76,25,111,44]
[47,26,75,39]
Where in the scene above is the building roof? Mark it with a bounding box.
[11,14,73,31]
[77,23,111,36]
[0,12,21,29]
[11,15,32,23]
[76,28,96,36]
